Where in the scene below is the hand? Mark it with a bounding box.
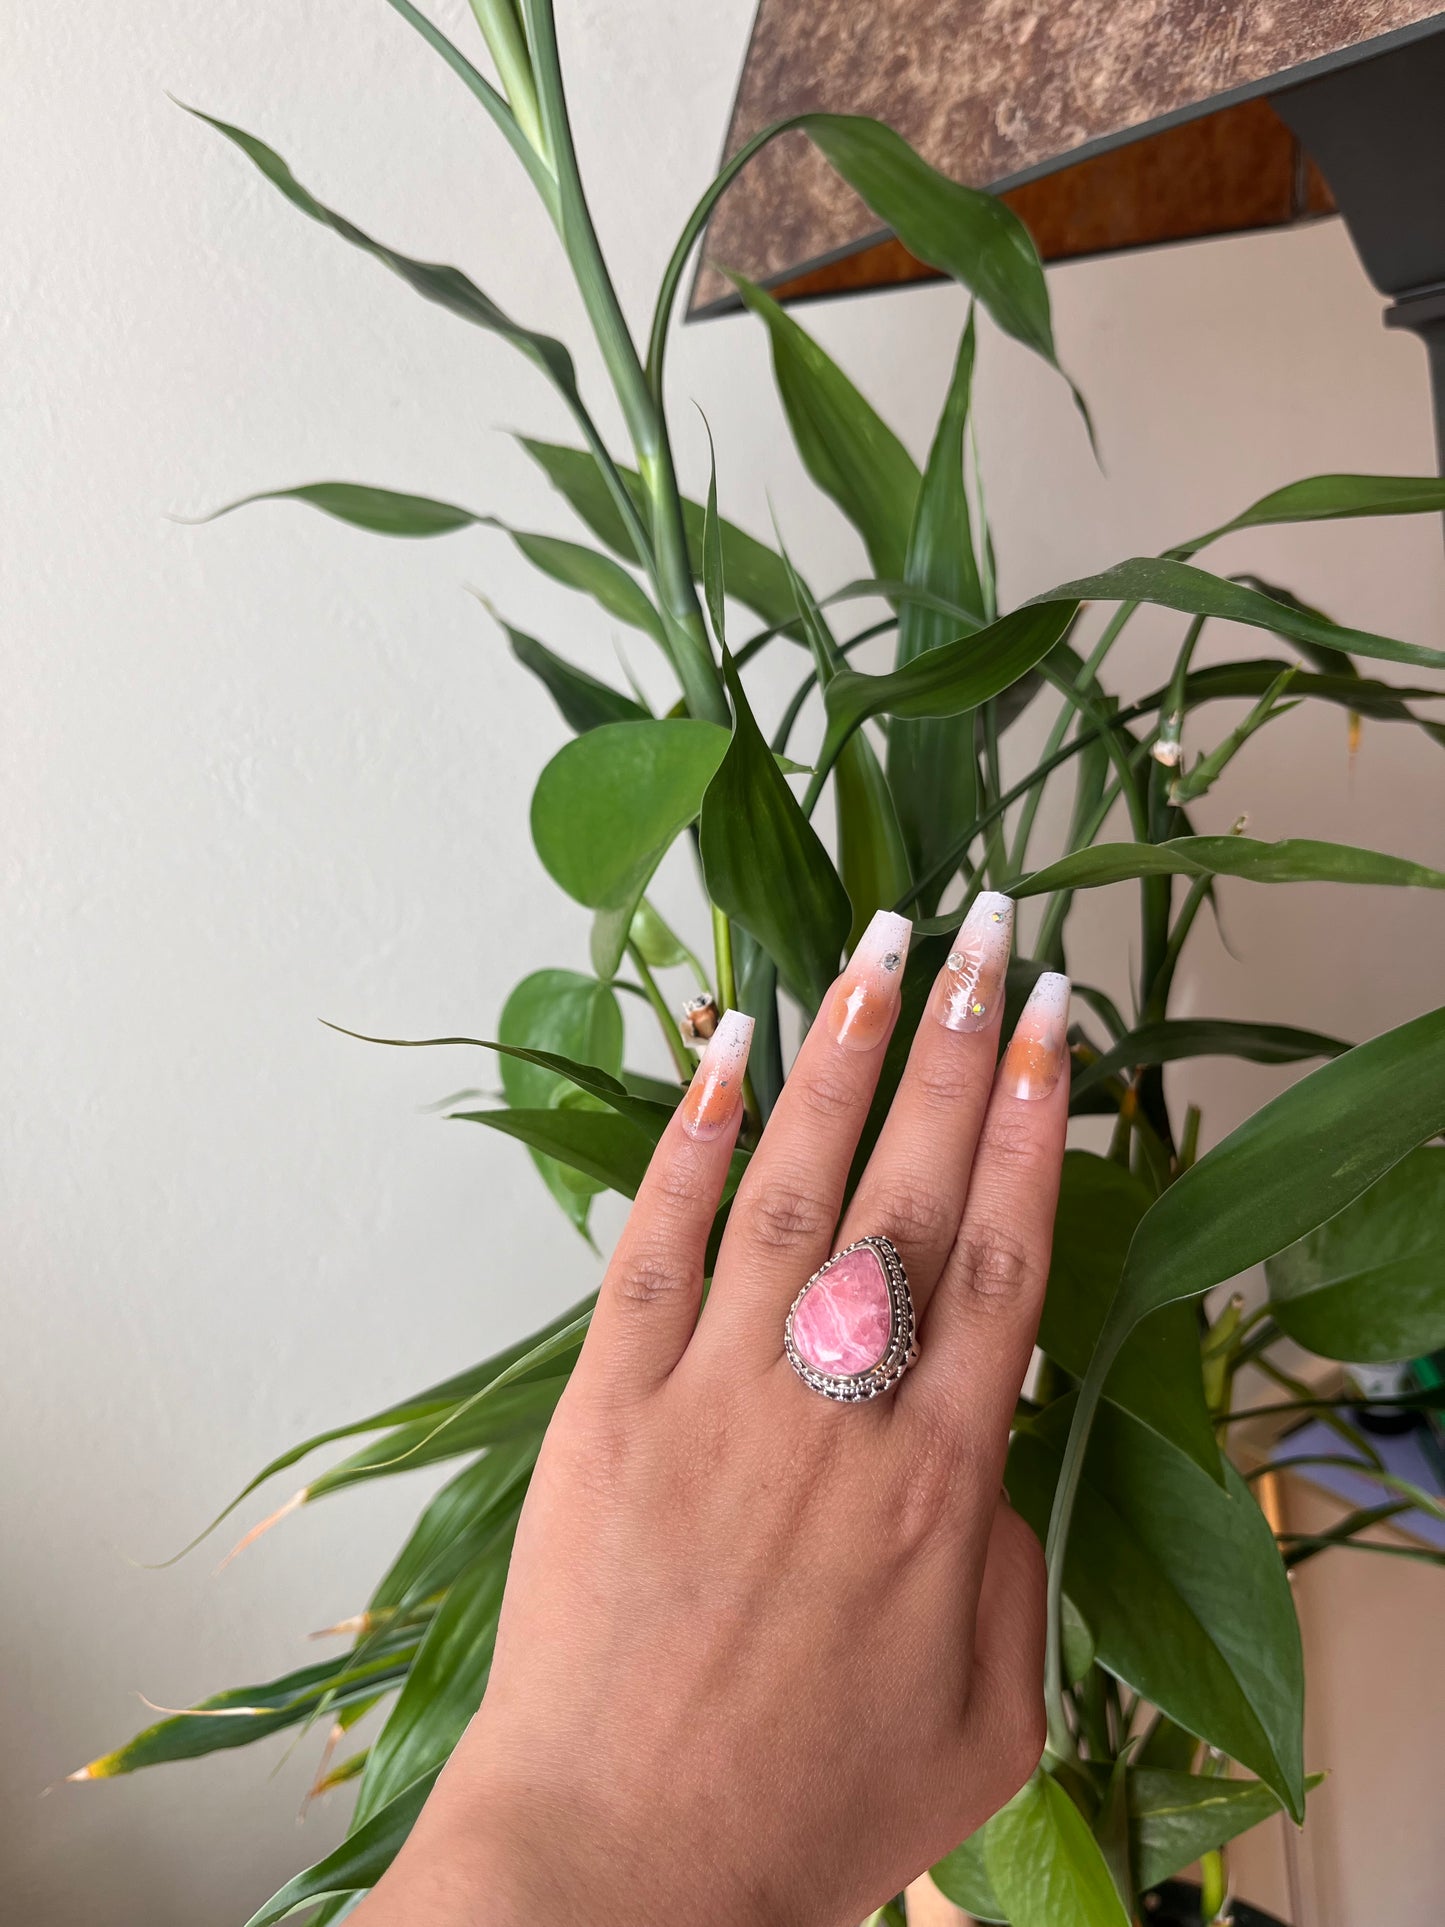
[359,898,1071,1927]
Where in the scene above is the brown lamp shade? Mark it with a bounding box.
[690,0,1444,317]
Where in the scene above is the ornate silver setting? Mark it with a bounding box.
[783,1234,918,1403]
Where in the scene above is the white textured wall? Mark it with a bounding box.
[4,3,1443,1922]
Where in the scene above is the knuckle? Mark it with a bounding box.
[950,1224,1036,1311]
[911,1048,978,1111]
[648,1145,706,1214]
[741,1171,836,1255]
[790,1059,861,1129]
[877,1184,955,1262]
[608,1248,688,1311]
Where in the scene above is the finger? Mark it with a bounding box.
[960,1501,1047,1813]
[700,910,911,1360]
[836,894,1013,1318]
[911,973,1070,1476]
[575,1010,753,1398]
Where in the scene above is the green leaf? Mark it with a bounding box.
[835,726,912,952]
[1175,472,1445,560]
[502,620,649,733]
[530,720,729,977]
[1040,1154,1218,1478]
[455,1104,662,1200]
[354,1549,510,1827]
[652,113,1082,430]
[506,529,666,645]
[1014,835,1445,900]
[730,272,921,583]
[888,314,984,902]
[1039,558,1445,673]
[931,1830,1005,1922]
[1130,1769,1316,1893]
[199,484,667,649]
[498,969,624,1234]
[308,1375,565,1499]
[984,1772,1131,1927]
[519,438,798,629]
[196,481,480,536]
[1011,1399,1305,1817]
[823,601,1079,767]
[1265,1146,1445,1363]
[241,1767,439,1927]
[801,116,1082,424]
[76,1642,416,1778]
[699,650,852,1008]
[1118,1005,1445,1339]
[189,110,584,419]
[700,414,727,647]
[1072,1018,1350,1105]
[369,1434,538,1615]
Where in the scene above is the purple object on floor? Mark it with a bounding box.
[1269,1416,1445,1551]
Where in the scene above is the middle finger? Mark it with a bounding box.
[834,892,1014,1321]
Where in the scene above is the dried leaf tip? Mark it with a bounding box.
[216,1488,306,1572]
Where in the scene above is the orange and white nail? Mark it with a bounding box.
[679,1009,754,1141]
[1000,971,1071,1100]
[931,892,1014,1033]
[829,909,911,1052]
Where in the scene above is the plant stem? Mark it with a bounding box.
[519,0,727,727]
[711,901,737,1011]
[626,940,693,1082]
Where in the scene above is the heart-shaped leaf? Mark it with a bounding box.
[530,719,729,977]
[985,1772,1130,1927]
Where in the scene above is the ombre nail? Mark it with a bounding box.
[931,892,1014,1033]
[828,909,911,1052]
[1000,972,1071,1100]
[679,1009,753,1140]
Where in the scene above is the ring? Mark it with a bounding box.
[784,1235,917,1402]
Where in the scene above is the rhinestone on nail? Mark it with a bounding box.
[881,951,902,972]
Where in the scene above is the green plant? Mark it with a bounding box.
[80,6,1445,1923]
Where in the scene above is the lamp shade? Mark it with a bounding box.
[689,0,1444,318]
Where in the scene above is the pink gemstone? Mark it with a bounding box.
[792,1245,892,1377]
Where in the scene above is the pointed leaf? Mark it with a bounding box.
[1265,1145,1445,1363]
[197,481,480,536]
[1071,1019,1350,1105]
[455,1104,661,1199]
[1176,472,1445,560]
[79,1644,416,1778]
[730,273,921,583]
[504,622,649,733]
[241,1768,440,1927]
[888,315,984,895]
[1011,1400,1305,1817]
[370,1435,538,1615]
[519,438,798,628]
[1130,1769,1319,1893]
[354,1549,510,1827]
[1014,835,1445,899]
[1039,558,1445,672]
[700,650,851,1008]
[984,1772,1130,1927]
[823,601,1078,766]
[1040,1154,1218,1478]
[498,969,624,1234]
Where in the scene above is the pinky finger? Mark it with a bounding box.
[576,1009,753,1400]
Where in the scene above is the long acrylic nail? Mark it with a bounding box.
[1000,972,1071,1100]
[679,1009,753,1140]
[931,892,1014,1033]
[828,910,911,1052]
